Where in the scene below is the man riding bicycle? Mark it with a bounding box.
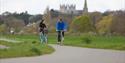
[39,19,48,44]
[56,18,67,45]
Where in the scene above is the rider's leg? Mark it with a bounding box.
[60,31,64,45]
[41,32,47,44]
[44,34,48,44]
[62,31,64,41]
[57,31,61,43]
[40,32,43,44]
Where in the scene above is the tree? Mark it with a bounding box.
[29,15,42,23]
[102,10,114,16]
[19,11,31,25]
[89,11,102,25]
[1,11,32,25]
[0,15,4,25]
[20,23,38,34]
[0,24,7,34]
[96,15,113,35]
[89,11,103,33]
[4,16,25,33]
[111,10,125,35]
[71,15,94,32]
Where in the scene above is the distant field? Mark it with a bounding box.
[0,34,125,50]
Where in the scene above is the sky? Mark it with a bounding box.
[0,0,125,15]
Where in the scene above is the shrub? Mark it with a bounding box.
[82,36,92,44]
[32,41,37,44]
[30,47,41,55]
[83,37,91,44]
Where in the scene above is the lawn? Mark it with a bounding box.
[0,34,125,50]
[64,35,125,50]
[0,40,54,59]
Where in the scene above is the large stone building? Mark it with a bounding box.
[43,0,88,31]
[60,4,76,14]
[59,0,88,15]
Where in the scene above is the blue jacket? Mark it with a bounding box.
[56,21,67,31]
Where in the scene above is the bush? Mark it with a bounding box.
[32,41,37,44]
[81,34,92,44]
[30,47,41,55]
[82,37,91,44]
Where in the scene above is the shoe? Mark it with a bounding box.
[60,42,63,46]
[62,37,64,41]
[57,42,60,44]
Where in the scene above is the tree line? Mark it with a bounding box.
[0,11,42,34]
[71,10,125,36]
[0,10,125,36]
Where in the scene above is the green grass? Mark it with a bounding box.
[0,34,125,50]
[64,35,125,50]
[0,40,54,59]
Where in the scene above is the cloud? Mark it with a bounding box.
[0,0,124,14]
[88,0,124,12]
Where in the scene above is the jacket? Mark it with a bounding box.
[56,21,67,31]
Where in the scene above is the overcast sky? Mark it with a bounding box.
[0,0,125,15]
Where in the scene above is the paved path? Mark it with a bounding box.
[0,45,9,49]
[0,45,125,63]
[0,38,21,43]
[0,38,19,49]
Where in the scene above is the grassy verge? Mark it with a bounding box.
[0,34,125,50]
[64,35,125,50]
[0,40,54,59]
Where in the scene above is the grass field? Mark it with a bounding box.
[0,34,125,50]
[0,40,54,58]
[64,35,125,50]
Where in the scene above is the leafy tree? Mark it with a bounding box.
[102,11,114,16]
[20,23,38,34]
[96,15,113,34]
[89,11,102,25]
[0,24,7,34]
[89,11,103,33]
[4,16,25,33]
[19,11,31,25]
[2,11,32,25]
[71,15,94,32]
[111,10,125,35]
[29,15,42,23]
[0,16,4,25]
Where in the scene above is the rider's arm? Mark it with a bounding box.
[44,24,47,28]
[63,22,67,31]
[56,22,59,31]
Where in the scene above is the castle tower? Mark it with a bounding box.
[60,4,76,14]
[60,5,67,13]
[83,0,88,15]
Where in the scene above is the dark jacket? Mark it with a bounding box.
[39,22,47,33]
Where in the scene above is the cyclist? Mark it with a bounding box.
[56,18,67,45]
[39,19,48,44]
